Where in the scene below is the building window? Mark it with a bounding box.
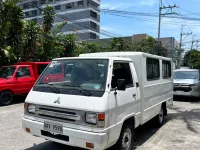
[31,1,37,7]
[25,12,29,17]
[90,10,97,19]
[40,0,46,5]
[146,58,160,80]
[111,62,133,89]
[48,0,53,3]
[23,3,29,9]
[162,60,171,78]
[66,3,74,9]
[54,5,61,10]
[78,1,83,7]
[31,10,37,17]
[90,32,97,39]
[90,21,97,29]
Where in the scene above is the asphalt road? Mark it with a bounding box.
[0,97,200,150]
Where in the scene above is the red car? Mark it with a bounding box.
[0,62,49,106]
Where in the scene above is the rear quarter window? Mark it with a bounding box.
[37,64,48,75]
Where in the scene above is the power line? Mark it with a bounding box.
[102,9,200,22]
[103,12,200,26]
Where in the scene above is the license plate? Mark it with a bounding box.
[44,122,63,134]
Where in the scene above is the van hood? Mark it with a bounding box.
[25,90,108,112]
[173,79,198,84]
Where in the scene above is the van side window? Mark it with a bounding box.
[146,58,160,80]
[111,62,133,88]
[17,67,31,77]
[162,60,171,78]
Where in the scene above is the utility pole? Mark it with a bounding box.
[158,0,178,47]
[158,0,162,45]
[196,40,199,50]
[178,25,192,68]
[191,35,195,50]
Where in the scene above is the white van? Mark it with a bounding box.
[22,52,173,150]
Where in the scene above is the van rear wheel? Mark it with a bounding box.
[154,107,164,128]
[0,91,13,106]
[114,123,134,150]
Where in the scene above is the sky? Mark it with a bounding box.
[100,0,200,50]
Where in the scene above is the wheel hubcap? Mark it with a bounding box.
[122,128,132,149]
[159,109,164,123]
[1,93,12,103]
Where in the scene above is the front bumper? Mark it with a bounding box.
[22,117,108,150]
[173,91,200,97]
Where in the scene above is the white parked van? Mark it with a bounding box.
[22,52,173,150]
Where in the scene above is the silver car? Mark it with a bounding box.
[173,69,200,97]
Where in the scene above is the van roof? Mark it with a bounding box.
[53,56,132,62]
[79,52,171,61]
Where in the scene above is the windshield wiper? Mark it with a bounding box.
[60,85,92,96]
[39,83,60,94]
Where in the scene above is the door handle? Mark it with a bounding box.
[133,94,136,97]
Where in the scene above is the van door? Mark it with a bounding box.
[108,61,140,143]
[15,66,35,94]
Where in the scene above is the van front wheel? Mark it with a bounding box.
[114,123,134,150]
[0,91,13,106]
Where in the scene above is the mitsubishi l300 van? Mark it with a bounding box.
[22,52,173,150]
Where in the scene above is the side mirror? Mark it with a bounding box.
[16,72,20,78]
[117,79,126,91]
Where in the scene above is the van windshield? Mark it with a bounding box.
[0,66,16,79]
[173,71,198,79]
[36,59,109,91]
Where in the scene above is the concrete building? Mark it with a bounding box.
[88,34,180,63]
[18,0,100,40]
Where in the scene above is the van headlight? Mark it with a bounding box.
[28,104,36,114]
[86,112,105,127]
[86,113,97,125]
[190,83,198,86]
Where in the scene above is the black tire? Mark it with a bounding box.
[0,91,14,106]
[154,107,164,128]
[114,123,134,150]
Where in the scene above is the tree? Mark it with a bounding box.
[107,37,133,52]
[42,6,55,34]
[21,20,41,61]
[3,0,24,61]
[0,0,24,64]
[184,50,200,69]
[133,37,167,57]
[74,41,102,56]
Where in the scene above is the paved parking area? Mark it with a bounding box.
[0,97,200,150]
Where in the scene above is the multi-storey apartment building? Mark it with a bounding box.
[18,0,100,40]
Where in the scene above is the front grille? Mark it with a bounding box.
[174,87,192,92]
[41,130,69,141]
[35,105,81,123]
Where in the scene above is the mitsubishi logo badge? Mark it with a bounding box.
[54,97,60,104]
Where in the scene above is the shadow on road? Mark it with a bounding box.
[168,107,200,134]
[173,96,200,103]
